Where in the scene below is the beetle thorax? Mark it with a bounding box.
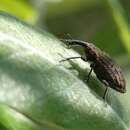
[84,43,101,61]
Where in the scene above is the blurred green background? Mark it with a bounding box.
[0,0,129,54]
[2,0,130,62]
[0,0,130,115]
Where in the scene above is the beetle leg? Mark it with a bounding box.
[86,67,93,83]
[103,87,108,101]
[101,80,109,101]
[59,56,82,62]
[59,55,87,62]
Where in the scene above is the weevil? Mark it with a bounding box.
[60,39,126,100]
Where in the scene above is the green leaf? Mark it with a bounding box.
[0,11,129,130]
[0,0,36,22]
[105,0,130,55]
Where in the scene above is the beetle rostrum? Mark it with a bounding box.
[60,39,126,99]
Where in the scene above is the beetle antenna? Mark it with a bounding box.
[60,38,89,48]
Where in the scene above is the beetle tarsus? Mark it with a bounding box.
[103,87,108,101]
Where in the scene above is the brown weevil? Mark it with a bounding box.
[60,39,126,100]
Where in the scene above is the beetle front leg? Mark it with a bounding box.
[103,87,108,101]
[86,63,95,83]
[59,55,87,62]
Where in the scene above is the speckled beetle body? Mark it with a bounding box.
[60,39,126,99]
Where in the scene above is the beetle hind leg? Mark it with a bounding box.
[102,80,109,101]
[86,68,93,83]
[103,87,108,100]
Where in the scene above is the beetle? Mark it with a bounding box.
[60,39,126,100]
